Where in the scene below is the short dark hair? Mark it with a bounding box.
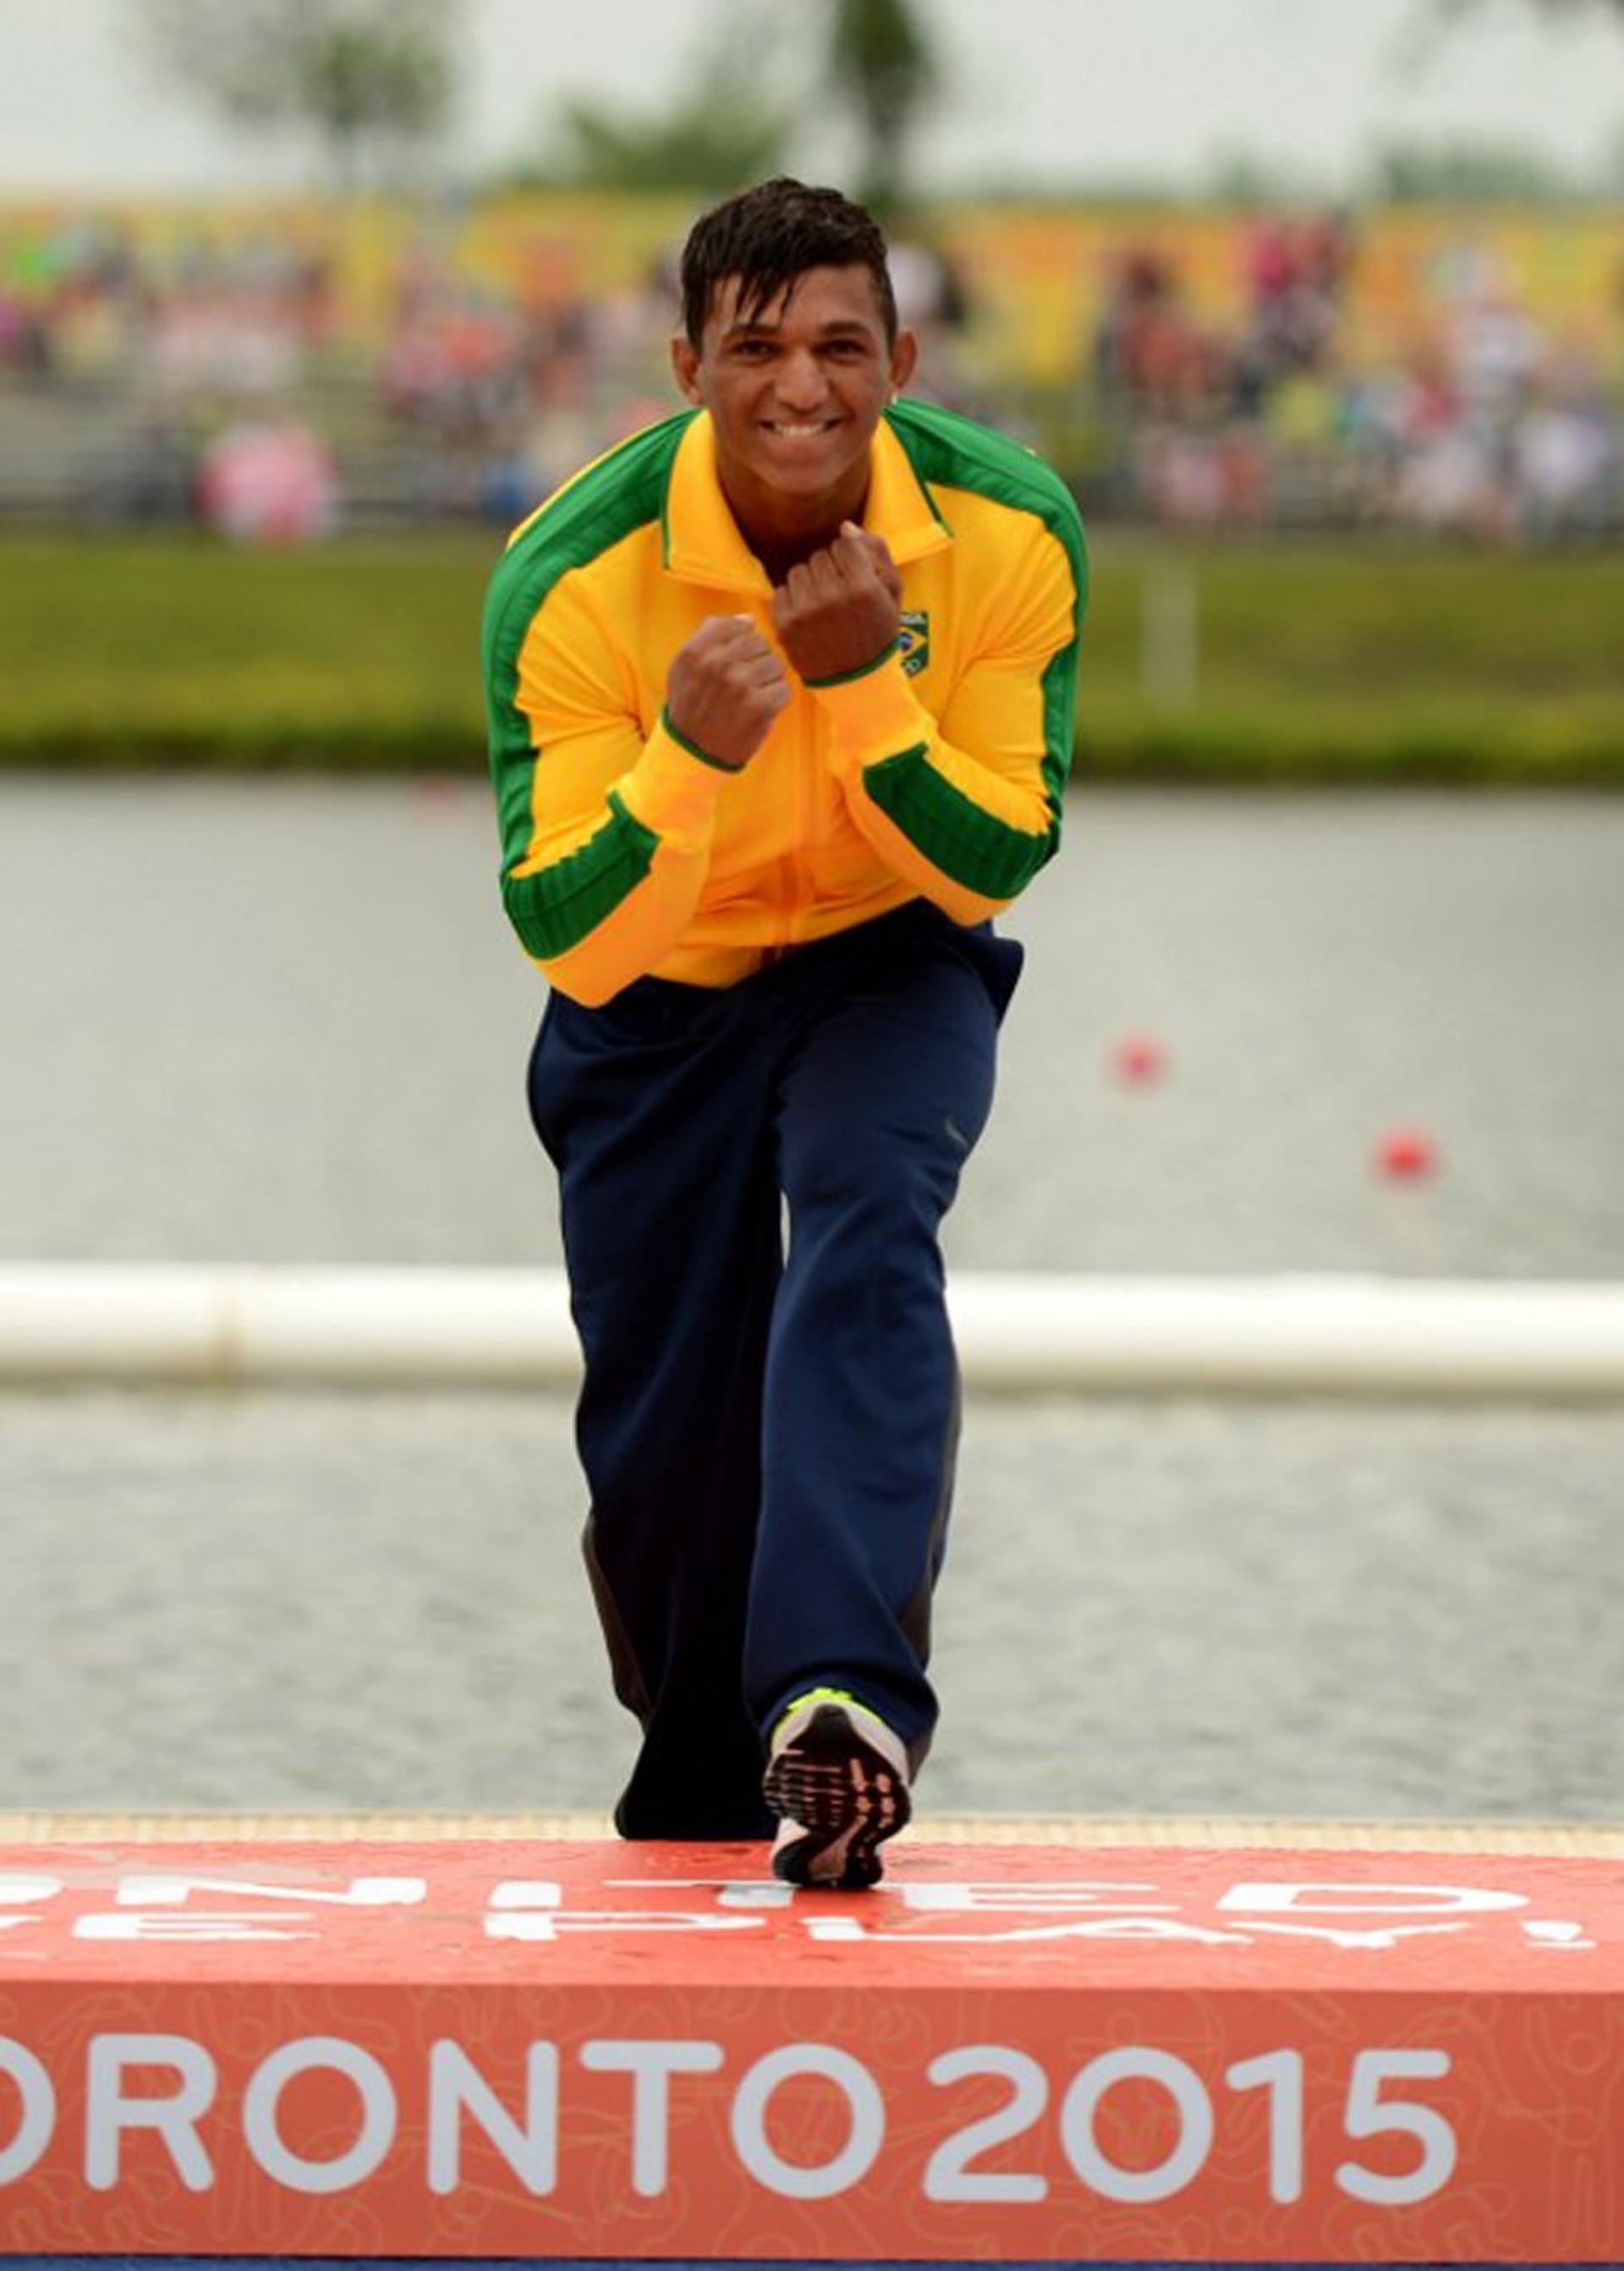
[679,177,897,349]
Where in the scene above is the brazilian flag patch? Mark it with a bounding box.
[897,609,930,677]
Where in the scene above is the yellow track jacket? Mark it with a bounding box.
[482,397,1087,1005]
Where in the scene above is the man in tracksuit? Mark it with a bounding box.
[482,178,1085,1887]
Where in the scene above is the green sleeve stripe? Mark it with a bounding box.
[1040,634,1078,816]
[861,744,1057,900]
[481,410,695,878]
[500,791,659,961]
[886,398,1089,605]
[886,396,1087,814]
[495,756,539,873]
[661,705,745,772]
[803,638,898,689]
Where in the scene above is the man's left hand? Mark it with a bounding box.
[771,522,903,683]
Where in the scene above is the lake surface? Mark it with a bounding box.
[2,779,1621,1823]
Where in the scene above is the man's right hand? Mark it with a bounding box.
[667,616,789,771]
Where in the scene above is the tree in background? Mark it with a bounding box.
[1423,0,1624,25]
[535,6,794,192]
[1399,0,1624,190]
[1411,0,1624,81]
[132,0,462,191]
[827,0,938,215]
[1371,138,1584,200]
[517,0,941,209]
[547,94,791,194]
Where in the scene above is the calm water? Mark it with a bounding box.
[2,778,1621,1821]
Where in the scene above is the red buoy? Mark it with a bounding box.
[1376,1127,1439,1180]
[1111,1033,1167,1086]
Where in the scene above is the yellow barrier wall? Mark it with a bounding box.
[3,192,1621,386]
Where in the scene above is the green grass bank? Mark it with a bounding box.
[5,529,1623,783]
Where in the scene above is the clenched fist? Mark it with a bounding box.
[771,522,903,684]
[667,615,791,771]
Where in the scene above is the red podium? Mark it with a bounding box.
[0,1830,1618,2262]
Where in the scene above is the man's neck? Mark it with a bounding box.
[716,463,871,588]
[752,523,845,586]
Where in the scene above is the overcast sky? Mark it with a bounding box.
[2,0,1622,196]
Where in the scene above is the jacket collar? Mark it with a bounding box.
[662,409,954,595]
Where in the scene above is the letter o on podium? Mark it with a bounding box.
[0,2040,54,2182]
[243,2038,398,2193]
[730,2044,885,2200]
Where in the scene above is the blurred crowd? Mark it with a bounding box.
[1091,214,1622,540]
[1,206,1620,541]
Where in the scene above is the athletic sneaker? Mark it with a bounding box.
[763,1687,912,1889]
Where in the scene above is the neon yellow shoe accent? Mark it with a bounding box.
[771,1686,859,1747]
[763,1688,912,1890]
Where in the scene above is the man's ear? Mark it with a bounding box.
[670,332,703,405]
[888,326,920,398]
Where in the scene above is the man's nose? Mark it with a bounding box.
[774,348,828,409]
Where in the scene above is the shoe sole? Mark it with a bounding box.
[763,1703,912,1889]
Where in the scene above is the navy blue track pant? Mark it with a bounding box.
[526,900,1023,1840]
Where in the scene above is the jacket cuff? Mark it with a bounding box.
[807,650,931,773]
[617,711,731,852]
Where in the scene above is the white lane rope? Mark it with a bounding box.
[2,1264,1622,1397]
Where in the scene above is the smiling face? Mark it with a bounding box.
[671,264,918,565]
